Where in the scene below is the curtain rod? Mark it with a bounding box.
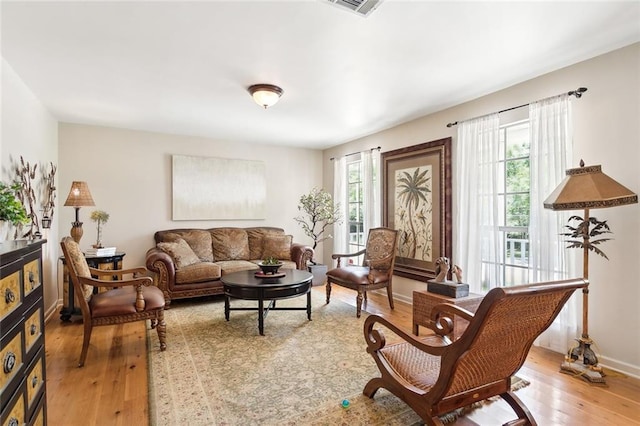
[445,87,588,128]
[330,146,381,161]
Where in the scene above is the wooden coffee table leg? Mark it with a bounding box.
[307,291,312,320]
[224,296,230,321]
[258,298,264,335]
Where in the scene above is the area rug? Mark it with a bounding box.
[147,290,528,425]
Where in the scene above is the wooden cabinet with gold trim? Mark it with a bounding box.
[0,239,47,426]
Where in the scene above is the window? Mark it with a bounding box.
[346,156,365,264]
[484,120,531,289]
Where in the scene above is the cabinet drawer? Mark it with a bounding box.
[0,378,25,426]
[29,393,45,426]
[24,306,43,356]
[25,352,44,414]
[0,324,24,398]
[1,272,22,322]
[23,260,41,298]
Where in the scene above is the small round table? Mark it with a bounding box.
[221,269,313,335]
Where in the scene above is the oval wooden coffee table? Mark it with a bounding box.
[221,269,313,335]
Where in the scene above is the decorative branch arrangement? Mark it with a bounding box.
[90,210,110,248]
[15,156,39,238]
[42,162,57,225]
[294,187,342,251]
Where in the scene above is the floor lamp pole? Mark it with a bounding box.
[560,207,606,384]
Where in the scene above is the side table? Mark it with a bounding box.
[412,290,484,338]
[59,252,126,321]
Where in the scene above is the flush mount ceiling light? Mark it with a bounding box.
[248,84,284,109]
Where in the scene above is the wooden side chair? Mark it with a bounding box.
[363,278,588,426]
[60,236,167,367]
[326,227,398,318]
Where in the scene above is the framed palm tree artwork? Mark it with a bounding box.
[381,137,452,282]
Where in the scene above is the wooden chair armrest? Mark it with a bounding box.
[364,314,450,357]
[88,266,149,279]
[331,248,366,267]
[78,276,153,289]
[428,303,475,338]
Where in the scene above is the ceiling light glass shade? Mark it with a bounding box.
[63,181,96,207]
[543,162,638,210]
[248,84,283,109]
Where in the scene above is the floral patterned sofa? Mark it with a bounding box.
[145,227,314,306]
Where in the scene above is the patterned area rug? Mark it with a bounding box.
[147,289,528,425]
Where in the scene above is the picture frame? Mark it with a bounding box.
[381,137,452,282]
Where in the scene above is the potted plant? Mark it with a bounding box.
[0,182,29,239]
[90,210,110,248]
[294,187,342,285]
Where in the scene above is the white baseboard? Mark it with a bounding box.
[598,355,640,379]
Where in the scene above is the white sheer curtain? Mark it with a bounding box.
[362,149,381,235]
[454,114,501,293]
[333,155,348,258]
[529,94,578,352]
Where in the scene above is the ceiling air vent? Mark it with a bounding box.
[323,0,384,17]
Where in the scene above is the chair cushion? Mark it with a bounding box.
[62,236,93,302]
[326,266,371,285]
[157,238,200,268]
[90,285,165,318]
[262,234,292,260]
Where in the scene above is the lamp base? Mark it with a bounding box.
[560,360,607,385]
[560,337,607,385]
[70,221,83,244]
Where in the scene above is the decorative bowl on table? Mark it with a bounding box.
[257,259,284,275]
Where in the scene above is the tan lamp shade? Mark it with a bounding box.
[544,162,638,211]
[63,181,96,207]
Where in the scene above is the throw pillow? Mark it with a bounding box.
[211,228,250,261]
[262,234,292,261]
[157,238,200,269]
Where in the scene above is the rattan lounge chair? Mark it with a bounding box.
[363,278,588,426]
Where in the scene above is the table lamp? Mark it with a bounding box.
[544,160,637,384]
[63,181,95,244]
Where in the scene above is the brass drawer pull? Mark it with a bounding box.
[5,287,15,304]
[29,270,36,289]
[32,375,39,387]
[3,351,16,373]
[31,324,38,335]
[8,418,19,426]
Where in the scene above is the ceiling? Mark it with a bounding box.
[2,1,639,150]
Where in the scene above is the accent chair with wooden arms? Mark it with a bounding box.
[326,227,398,318]
[363,278,588,426]
[60,236,167,367]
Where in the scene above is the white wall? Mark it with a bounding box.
[323,43,640,376]
[57,124,324,270]
[1,58,59,319]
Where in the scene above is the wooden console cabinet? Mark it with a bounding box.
[413,290,484,338]
[1,239,47,426]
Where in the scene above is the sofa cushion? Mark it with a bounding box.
[211,228,250,261]
[163,230,213,262]
[262,234,292,260]
[175,262,222,284]
[158,238,200,268]
[216,260,259,275]
[246,228,265,260]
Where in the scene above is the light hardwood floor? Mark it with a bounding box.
[45,286,640,425]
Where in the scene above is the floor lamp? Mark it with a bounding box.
[543,160,637,384]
